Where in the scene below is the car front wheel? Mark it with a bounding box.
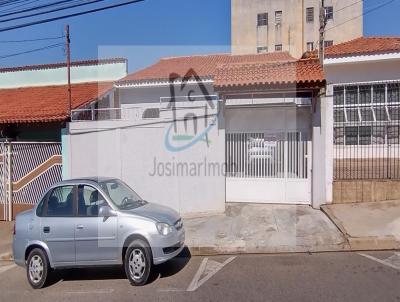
[26,248,50,289]
[124,240,152,286]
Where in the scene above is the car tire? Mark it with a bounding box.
[26,248,50,289]
[124,239,152,286]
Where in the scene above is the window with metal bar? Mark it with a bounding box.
[306,7,314,23]
[334,127,344,145]
[359,85,372,104]
[373,106,388,121]
[359,126,372,145]
[388,83,400,103]
[372,126,385,145]
[334,109,345,123]
[373,85,385,103]
[334,86,344,105]
[359,108,374,122]
[345,127,358,145]
[275,11,282,25]
[257,13,268,26]
[346,86,358,105]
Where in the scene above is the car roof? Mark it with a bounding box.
[55,177,118,186]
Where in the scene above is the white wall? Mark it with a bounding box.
[65,83,225,216]
[0,62,127,88]
[325,59,400,85]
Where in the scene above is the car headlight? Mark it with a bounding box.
[156,222,173,236]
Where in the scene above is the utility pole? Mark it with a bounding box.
[65,25,72,119]
[319,0,327,67]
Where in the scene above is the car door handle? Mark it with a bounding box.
[76,225,84,230]
[43,226,50,233]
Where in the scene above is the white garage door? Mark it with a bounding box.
[225,106,312,204]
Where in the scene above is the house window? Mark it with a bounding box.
[373,85,385,103]
[346,108,359,122]
[388,126,400,144]
[372,126,386,145]
[359,108,374,122]
[359,85,371,104]
[325,6,333,20]
[275,44,283,51]
[334,83,400,146]
[324,40,334,48]
[306,7,314,23]
[388,106,400,120]
[345,127,358,145]
[374,106,388,121]
[334,109,345,123]
[307,42,314,51]
[257,13,268,26]
[275,11,282,25]
[257,46,268,53]
[359,126,372,145]
[388,83,400,103]
[333,86,344,105]
[346,86,358,105]
[334,127,345,145]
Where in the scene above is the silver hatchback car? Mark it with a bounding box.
[13,177,185,289]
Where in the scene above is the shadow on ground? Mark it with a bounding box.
[46,247,191,287]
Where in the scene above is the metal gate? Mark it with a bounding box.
[0,143,10,221]
[225,131,312,204]
[0,142,62,221]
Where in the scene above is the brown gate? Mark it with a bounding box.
[0,142,62,221]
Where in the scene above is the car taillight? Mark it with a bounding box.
[13,223,16,235]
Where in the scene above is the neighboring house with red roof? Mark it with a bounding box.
[323,37,400,203]
[67,51,329,214]
[0,58,127,141]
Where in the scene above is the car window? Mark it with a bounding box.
[99,179,146,210]
[36,192,48,217]
[77,185,106,217]
[45,186,74,217]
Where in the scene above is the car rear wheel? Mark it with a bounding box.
[26,248,50,289]
[124,240,152,286]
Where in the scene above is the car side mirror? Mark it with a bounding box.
[98,206,117,217]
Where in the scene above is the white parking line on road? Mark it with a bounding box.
[0,263,16,274]
[65,289,115,295]
[187,257,236,292]
[358,253,400,271]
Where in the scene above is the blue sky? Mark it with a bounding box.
[0,0,399,73]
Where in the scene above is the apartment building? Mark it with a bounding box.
[232,0,363,58]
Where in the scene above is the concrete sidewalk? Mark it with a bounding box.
[322,200,400,251]
[1,201,398,259]
[184,203,349,255]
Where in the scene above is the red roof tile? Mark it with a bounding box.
[0,82,112,124]
[0,58,127,74]
[214,58,324,88]
[118,52,296,83]
[325,37,400,58]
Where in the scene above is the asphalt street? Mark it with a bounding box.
[0,250,399,302]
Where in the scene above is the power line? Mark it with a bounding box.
[0,0,145,32]
[0,0,75,17]
[335,0,363,14]
[0,35,64,43]
[0,0,106,23]
[325,0,398,33]
[0,42,64,59]
[0,0,41,13]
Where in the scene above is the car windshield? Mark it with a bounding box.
[98,179,147,210]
